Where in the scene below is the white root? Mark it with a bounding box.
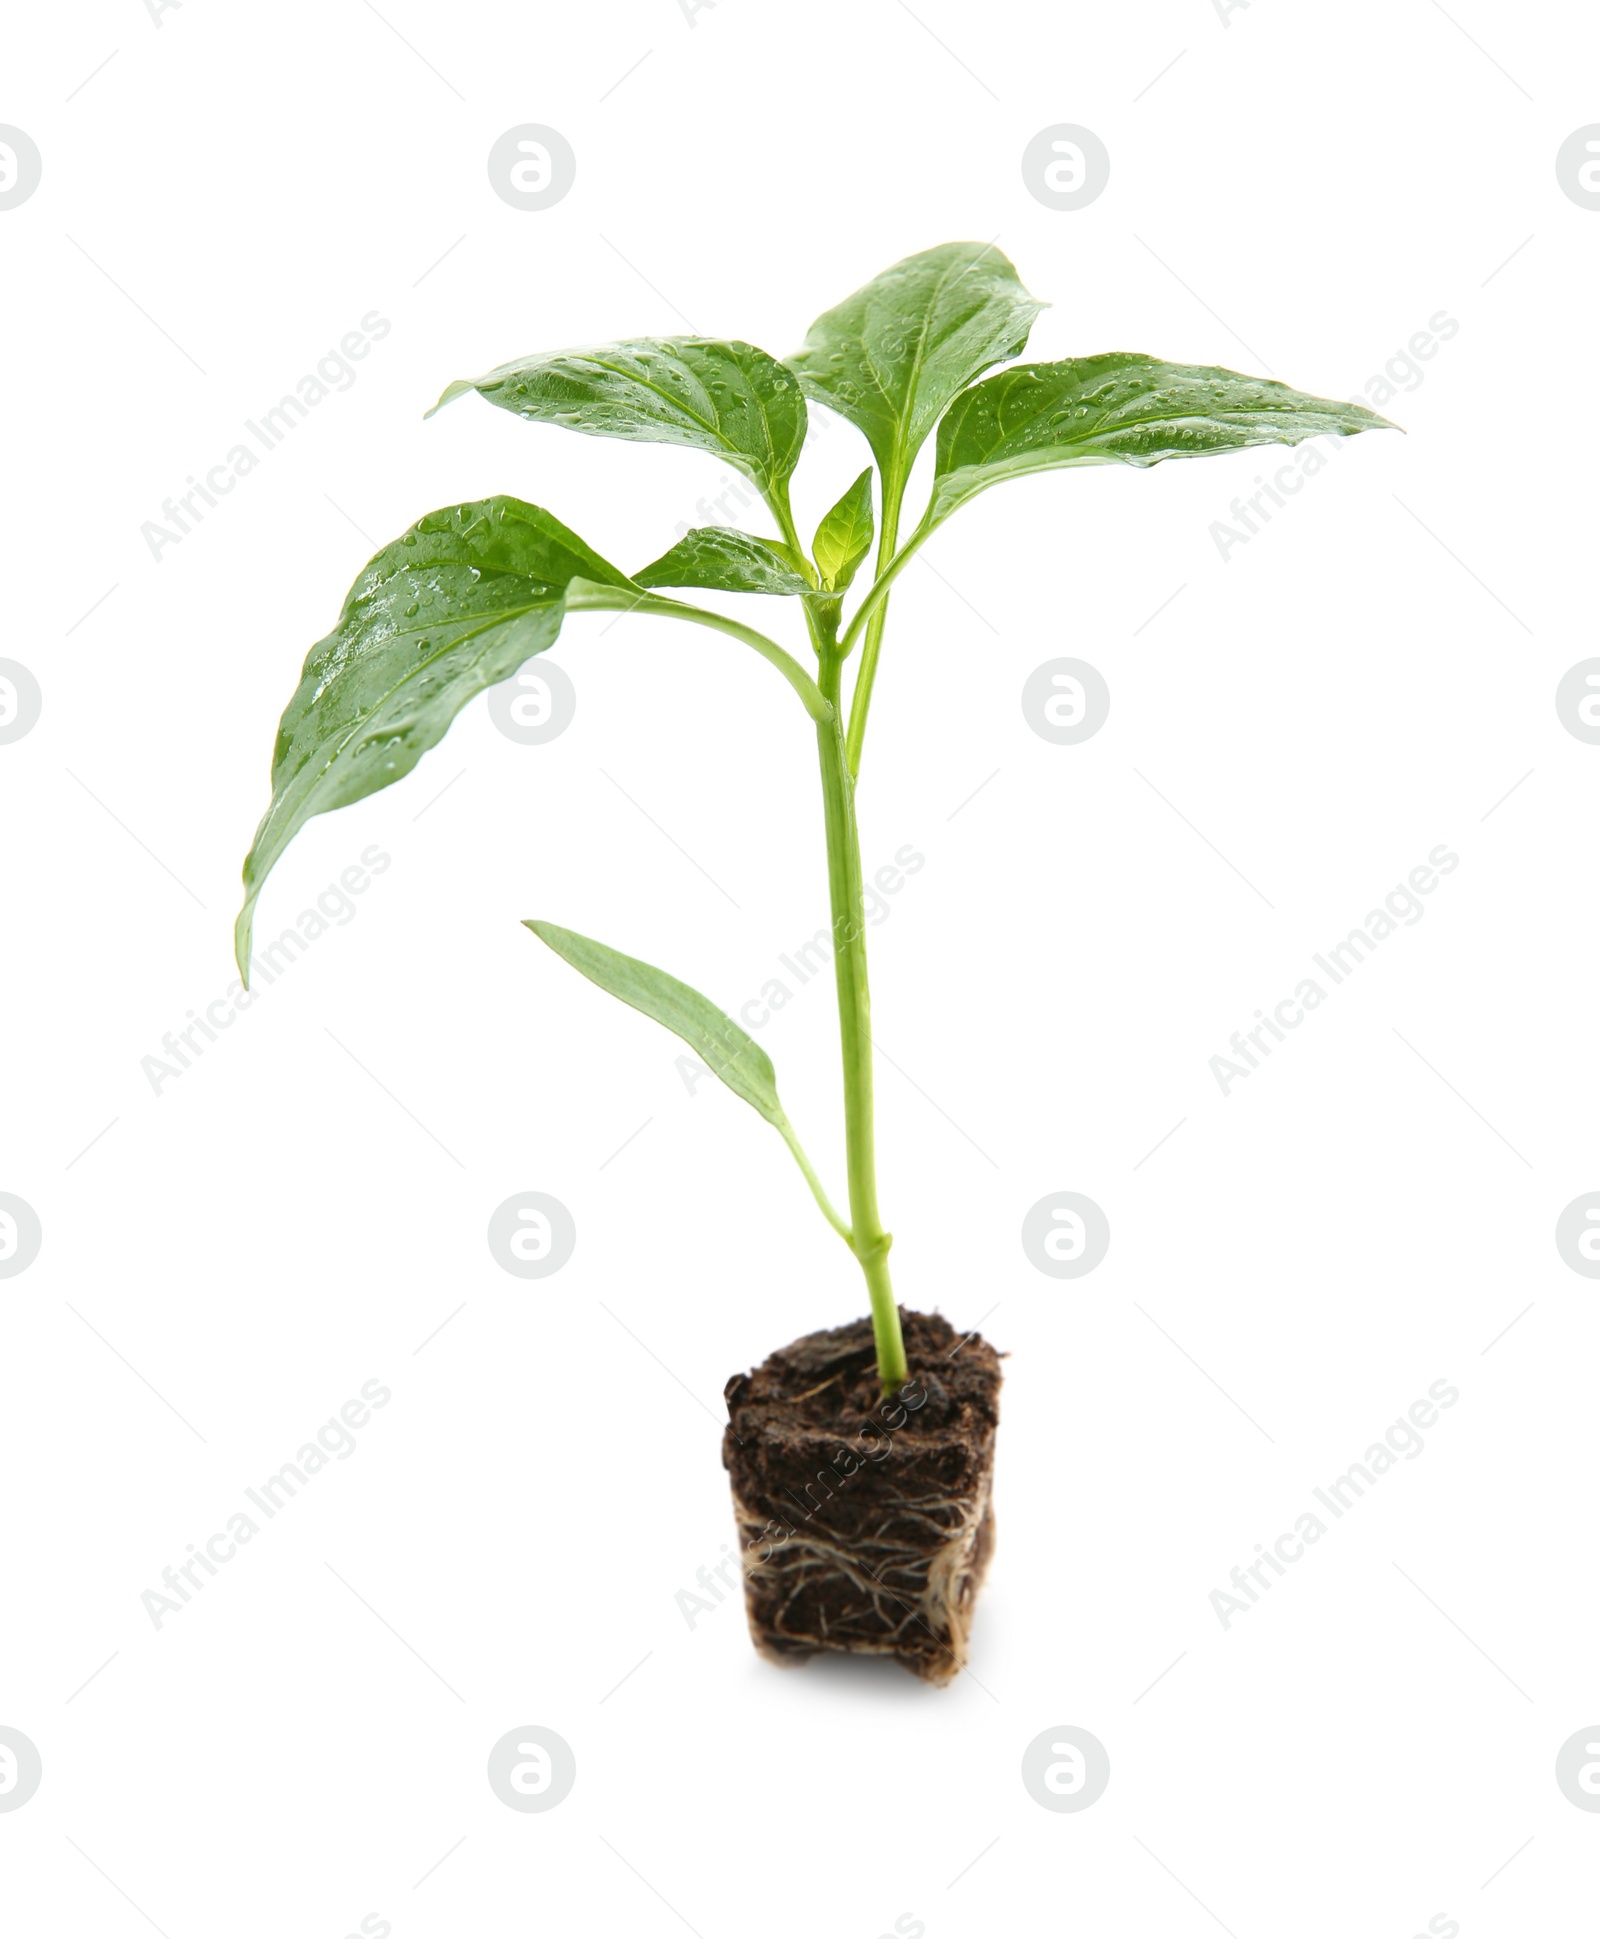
[730,1472,996,1685]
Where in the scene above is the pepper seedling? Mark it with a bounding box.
[237,242,1393,1398]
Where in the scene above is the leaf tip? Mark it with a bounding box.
[233,899,255,990]
[424,379,475,421]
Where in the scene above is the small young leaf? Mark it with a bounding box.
[635,527,814,599]
[810,468,875,592]
[525,920,784,1125]
[430,337,807,501]
[929,354,1396,522]
[787,243,1045,480]
[236,498,635,980]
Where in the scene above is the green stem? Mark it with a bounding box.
[839,508,937,660]
[840,507,938,777]
[573,577,863,1265]
[839,469,904,778]
[815,647,907,1394]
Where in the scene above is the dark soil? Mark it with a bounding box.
[722,1308,1002,1685]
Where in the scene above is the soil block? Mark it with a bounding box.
[722,1308,1002,1685]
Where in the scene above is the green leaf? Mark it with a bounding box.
[525,920,783,1125]
[635,526,815,599]
[430,337,807,502]
[526,918,852,1242]
[811,468,874,592]
[786,242,1046,482]
[236,497,635,979]
[929,354,1396,522]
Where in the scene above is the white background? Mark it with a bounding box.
[2,1,1596,1934]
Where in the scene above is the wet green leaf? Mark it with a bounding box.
[930,354,1395,522]
[431,337,807,501]
[635,526,814,599]
[236,497,634,979]
[787,243,1045,481]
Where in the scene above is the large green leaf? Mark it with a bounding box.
[787,242,1045,481]
[525,920,783,1124]
[811,468,874,592]
[635,526,814,599]
[929,354,1395,522]
[430,337,807,502]
[236,498,635,978]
